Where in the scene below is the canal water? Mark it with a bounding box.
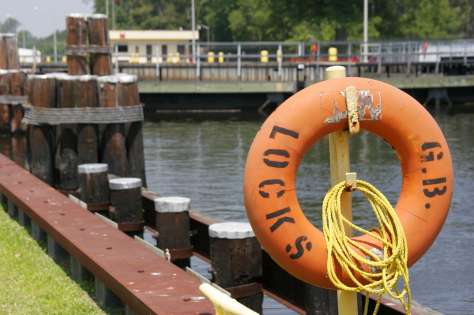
[143,112,473,315]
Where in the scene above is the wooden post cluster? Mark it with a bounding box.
[26,73,99,189]
[208,222,263,313]
[66,14,112,75]
[25,72,146,191]
[154,197,193,268]
[108,177,144,236]
[18,14,146,191]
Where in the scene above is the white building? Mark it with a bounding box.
[109,30,199,64]
[18,48,42,64]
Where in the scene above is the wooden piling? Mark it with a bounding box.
[119,75,146,185]
[27,74,56,185]
[0,34,19,69]
[0,35,9,69]
[0,71,11,133]
[208,222,263,313]
[56,74,79,191]
[108,177,144,236]
[0,135,11,158]
[10,70,27,134]
[154,197,193,268]
[99,75,128,177]
[7,199,18,219]
[78,163,110,212]
[88,14,112,76]
[66,14,89,75]
[95,277,124,312]
[5,36,19,69]
[77,75,99,164]
[11,134,28,169]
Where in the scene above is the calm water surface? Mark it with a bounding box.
[143,113,474,315]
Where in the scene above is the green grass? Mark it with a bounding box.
[0,208,105,315]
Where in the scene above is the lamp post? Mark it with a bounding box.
[53,30,57,63]
[363,0,368,62]
[191,0,196,63]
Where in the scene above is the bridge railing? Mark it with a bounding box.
[32,38,474,66]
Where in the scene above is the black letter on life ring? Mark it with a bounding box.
[263,149,290,168]
[269,125,299,140]
[259,179,285,198]
[421,142,443,162]
[266,207,295,232]
[285,235,312,260]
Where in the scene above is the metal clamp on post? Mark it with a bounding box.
[66,45,89,56]
[344,172,357,192]
[345,86,360,134]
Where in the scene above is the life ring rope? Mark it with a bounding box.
[323,179,412,315]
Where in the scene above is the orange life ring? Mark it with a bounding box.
[243,77,453,289]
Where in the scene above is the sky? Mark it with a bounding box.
[2,0,94,37]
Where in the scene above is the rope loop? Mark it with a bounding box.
[322,180,412,315]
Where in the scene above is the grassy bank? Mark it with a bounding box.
[0,208,105,315]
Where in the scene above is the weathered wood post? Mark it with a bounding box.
[208,222,263,313]
[108,177,144,236]
[10,70,27,134]
[56,74,79,192]
[326,65,358,315]
[78,163,110,213]
[154,197,193,268]
[0,135,11,158]
[0,71,11,133]
[0,34,19,69]
[66,14,89,75]
[88,14,112,76]
[0,35,10,68]
[99,75,128,177]
[11,134,28,169]
[120,75,146,185]
[77,75,99,164]
[27,74,56,185]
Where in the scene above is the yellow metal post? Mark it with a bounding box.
[218,51,224,63]
[207,51,215,63]
[328,47,338,62]
[324,65,358,315]
[260,50,269,63]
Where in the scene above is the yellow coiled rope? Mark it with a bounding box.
[322,180,412,315]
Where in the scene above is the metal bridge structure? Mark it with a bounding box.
[26,39,474,111]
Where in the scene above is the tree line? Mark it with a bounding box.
[0,0,472,58]
[92,0,473,41]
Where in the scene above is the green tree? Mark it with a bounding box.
[227,0,272,41]
[399,0,469,39]
[89,0,472,41]
[0,17,21,33]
